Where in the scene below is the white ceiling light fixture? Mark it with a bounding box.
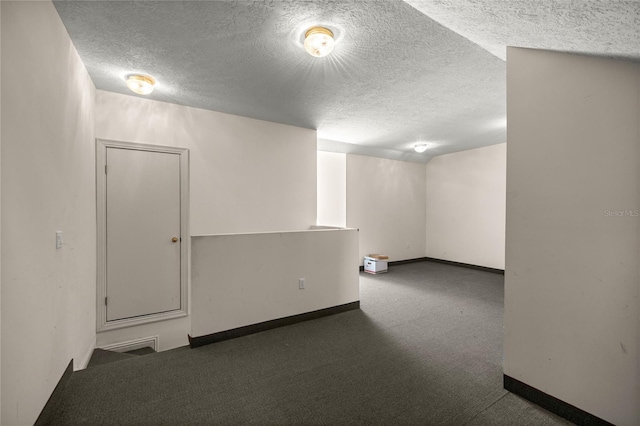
[125,73,157,95]
[414,142,430,153]
[304,27,335,58]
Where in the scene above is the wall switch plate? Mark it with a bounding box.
[299,278,305,289]
[56,231,63,249]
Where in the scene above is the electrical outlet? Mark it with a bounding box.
[56,231,63,249]
[406,242,410,249]
[299,278,305,289]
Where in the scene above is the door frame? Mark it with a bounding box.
[96,139,189,332]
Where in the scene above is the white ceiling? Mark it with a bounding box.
[405,0,640,62]
[53,1,640,163]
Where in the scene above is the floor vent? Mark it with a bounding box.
[99,335,159,353]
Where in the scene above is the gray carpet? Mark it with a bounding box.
[51,261,572,425]
[124,347,156,356]
[86,349,137,369]
[86,347,156,368]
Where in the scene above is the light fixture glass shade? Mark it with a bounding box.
[304,27,335,58]
[125,74,156,95]
[414,143,429,153]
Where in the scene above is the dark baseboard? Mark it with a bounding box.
[35,359,74,426]
[423,257,505,275]
[359,257,422,272]
[390,257,431,266]
[504,375,613,426]
[359,257,505,275]
[188,301,360,348]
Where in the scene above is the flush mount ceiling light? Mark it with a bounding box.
[414,142,430,153]
[125,74,156,95]
[304,27,335,58]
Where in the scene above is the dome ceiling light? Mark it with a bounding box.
[414,142,430,153]
[125,73,156,95]
[304,27,335,58]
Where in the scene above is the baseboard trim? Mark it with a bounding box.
[34,359,74,426]
[423,257,505,274]
[359,257,504,275]
[77,340,96,371]
[390,257,431,267]
[188,301,360,348]
[503,375,613,426]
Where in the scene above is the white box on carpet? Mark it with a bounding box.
[364,255,388,274]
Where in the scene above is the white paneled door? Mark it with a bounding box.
[98,142,188,328]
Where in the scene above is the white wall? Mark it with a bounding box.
[94,91,317,350]
[505,48,639,425]
[1,2,97,424]
[346,154,426,264]
[317,151,346,227]
[191,229,359,337]
[426,144,506,269]
[96,91,317,236]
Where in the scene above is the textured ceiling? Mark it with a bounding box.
[405,0,640,62]
[52,1,639,163]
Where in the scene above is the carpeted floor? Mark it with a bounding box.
[86,347,156,368]
[51,261,572,425]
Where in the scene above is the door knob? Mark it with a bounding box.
[171,237,179,243]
